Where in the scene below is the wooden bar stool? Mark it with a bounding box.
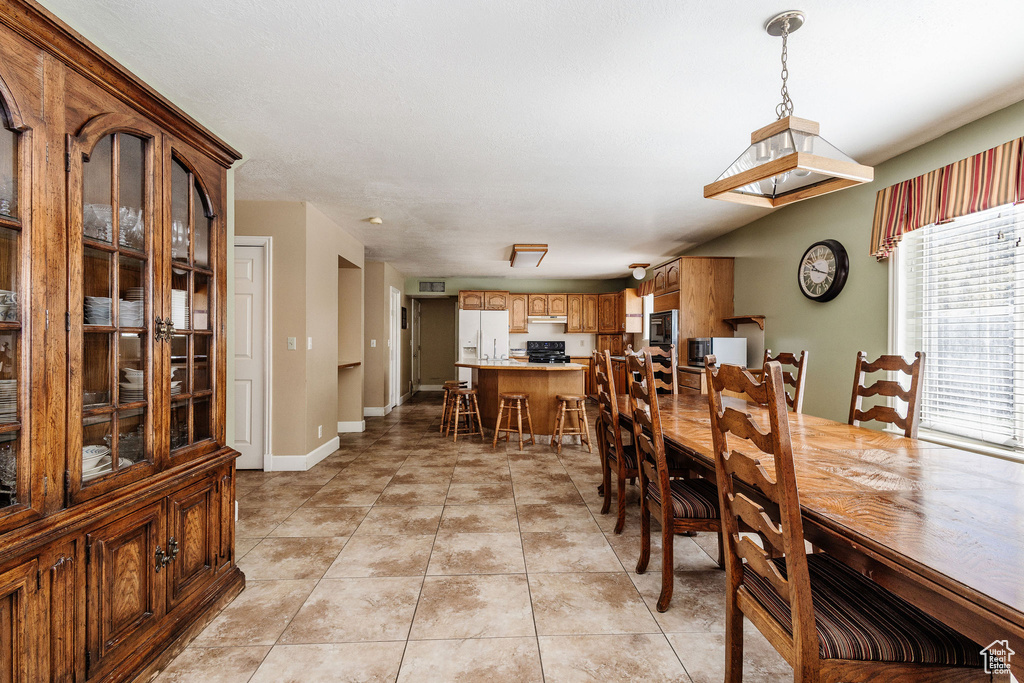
[492,393,536,451]
[551,394,592,454]
[450,388,484,442]
[440,380,467,435]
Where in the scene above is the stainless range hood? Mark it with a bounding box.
[527,315,568,324]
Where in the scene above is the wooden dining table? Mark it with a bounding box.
[617,391,1024,677]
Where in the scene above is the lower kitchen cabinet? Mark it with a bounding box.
[0,559,40,682]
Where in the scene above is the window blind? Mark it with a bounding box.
[899,203,1024,448]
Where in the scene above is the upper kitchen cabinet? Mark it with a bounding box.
[547,294,567,316]
[599,290,641,334]
[652,259,681,296]
[459,290,484,310]
[508,293,528,333]
[566,294,583,332]
[582,294,599,333]
[483,291,508,310]
[528,294,548,316]
[655,257,734,345]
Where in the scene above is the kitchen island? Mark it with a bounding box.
[455,360,587,436]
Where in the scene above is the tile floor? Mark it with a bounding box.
[156,392,791,682]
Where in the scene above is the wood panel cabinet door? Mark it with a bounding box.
[0,559,39,682]
[582,295,599,333]
[598,293,617,333]
[508,294,528,333]
[665,260,680,292]
[86,502,166,678]
[566,295,583,333]
[166,477,218,610]
[652,265,668,296]
[484,291,508,310]
[459,291,484,310]
[547,294,567,316]
[528,295,548,316]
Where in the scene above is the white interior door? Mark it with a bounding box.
[234,244,267,469]
[390,286,401,408]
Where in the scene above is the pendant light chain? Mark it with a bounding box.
[775,18,794,119]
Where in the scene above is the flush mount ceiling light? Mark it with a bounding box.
[630,263,650,279]
[703,10,873,208]
[368,216,383,224]
[510,244,548,268]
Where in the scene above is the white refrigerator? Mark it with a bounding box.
[458,309,510,385]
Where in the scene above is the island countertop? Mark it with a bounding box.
[456,360,586,371]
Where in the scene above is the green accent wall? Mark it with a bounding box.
[406,276,629,295]
[686,99,1024,423]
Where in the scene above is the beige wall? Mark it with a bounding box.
[687,99,1024,423]
[419,297,458,385]
[235,200,366,458]
[363,261,412,410]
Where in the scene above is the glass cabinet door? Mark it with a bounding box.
[169,157,215,454]
[0,117,23,513]
[75,132,154,489]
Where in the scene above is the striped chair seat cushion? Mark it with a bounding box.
[645,477,719,519]
[743,553,982,667]
[607,443,638,471]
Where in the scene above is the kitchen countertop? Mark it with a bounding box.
[456,360,586,371]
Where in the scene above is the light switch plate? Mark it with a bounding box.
[307,337,313,350]
[370,339,376,348]
[287,337,296,350]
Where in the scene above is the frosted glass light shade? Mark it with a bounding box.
[704,117,873,208]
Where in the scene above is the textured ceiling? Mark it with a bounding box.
[41,0,1024,278]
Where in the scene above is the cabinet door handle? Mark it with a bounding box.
[155,546,166,572]
[166,537,179,563]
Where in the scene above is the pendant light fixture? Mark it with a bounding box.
[703,10,873,208]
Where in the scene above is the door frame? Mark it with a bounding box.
[234,236,273,471]
[412,299,421,392]
[389,286,401,410]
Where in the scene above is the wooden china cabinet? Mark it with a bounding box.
[0,2,243,681]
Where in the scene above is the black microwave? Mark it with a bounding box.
[649,310,678,347]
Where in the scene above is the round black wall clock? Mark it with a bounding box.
[797,239,849,302]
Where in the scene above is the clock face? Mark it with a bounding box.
[797,239,849,302]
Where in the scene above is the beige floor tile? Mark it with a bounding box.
[439,504,519,533]
[629,569,727,632]
[237,484,322,509]
[261,467,343,488]
[529,572,659,636]
[516,504,601,533]
[398,637,542,683]
[353,505,443,535]
[325,534,434,577]
[236,537,347,580]
[235,507,293,538]
[445,482,515,505]
[304,483,385,507]
[666,628,792,683]
[192,580,316,646]
[426,532,525,575]
[522,532,622,573]
[389,468,454,485]
[270,506,369,537]
[376,482,450,506]
[248,642,406,683]
[451,465,512,483]
[513,481,584,505]
[154,646,270,683]
[538,634,689,682]
[279,577,421,643]
[234,537,261,560]
[410,574,535,639]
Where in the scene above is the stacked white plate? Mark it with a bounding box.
[171,289,189,330]
[82,444,112,480]
[0,380,16,424]
[84,296,112,325]
[170,380,183,396]
[120,286,144,327]
[120,367,144,403]
[83,203,113,242]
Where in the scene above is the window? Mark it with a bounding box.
[894,202,1024,451]
[642,293,654,344]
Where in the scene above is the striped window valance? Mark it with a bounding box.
[870,137,1023,259]
[637,278,656,297]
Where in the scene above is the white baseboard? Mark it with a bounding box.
[384,403,394,415]
[419,384,444,391]
[337,420,365,433]
[364,406,386,417]
[270,436,340,471]
[398,391,412,406]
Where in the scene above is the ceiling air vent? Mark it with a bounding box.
[418,281,445,293]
